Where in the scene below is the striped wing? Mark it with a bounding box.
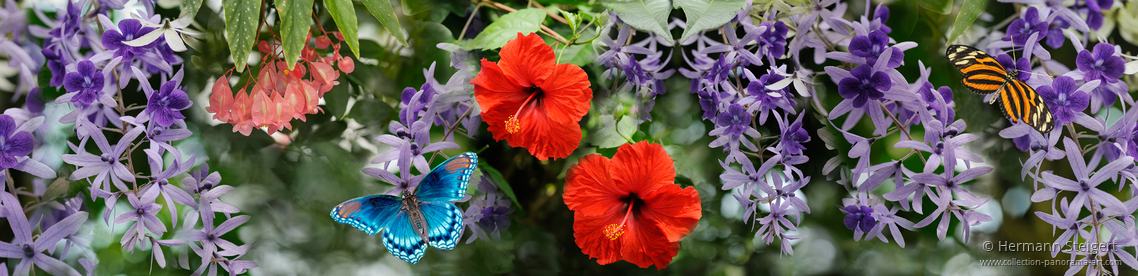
[946,45,1054,133]
[946,45,1008,95]
[995,79,1054,133]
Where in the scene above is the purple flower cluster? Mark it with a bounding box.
[598,14,676,120]
[0,1,262,274]
[368,52,512,241]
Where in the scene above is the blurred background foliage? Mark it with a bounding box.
[4,0,1138,275]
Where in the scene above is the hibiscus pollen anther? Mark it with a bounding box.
[603,224,625,240]
[505,88,541,134]
[602,199,636,240]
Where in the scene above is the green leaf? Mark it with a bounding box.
[325,82,351,118]
[890,0,919,38]
[917,0,952,14]
[278,0,314,70]
[224,0,261,73]
[947,0,986,45]
[361,0,408,47]
[590,115,638,148]
[325,0,360,58]
[556,43,597,66]
[347,98,393,129]
[461,8,546,50]
[604,0,673,42]
[674,0,747,43]
[479,163,524,212]
[180,0,204,18]
[616,115,639,139]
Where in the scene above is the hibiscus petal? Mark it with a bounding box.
[611,142,675,193]
[620,218,679,269]
[496,33,554,88]
[564,154,625,214]
[537,63,592,124]
[638,184,701,242]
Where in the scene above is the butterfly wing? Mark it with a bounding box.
[996,79,1055,133]
[418,200,464,250]
[415,152,477,202]
[330,194,403,235]
[331,195,428,263]
[946,45,1055,133]
[946,45,1009,95]
[381,209,428,264]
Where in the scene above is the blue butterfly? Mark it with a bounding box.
[331,152,477,264]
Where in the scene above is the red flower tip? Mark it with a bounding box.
[471,32,593,160]
[563,141,702,269]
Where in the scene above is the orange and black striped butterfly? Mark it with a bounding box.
[945,45,1054,133]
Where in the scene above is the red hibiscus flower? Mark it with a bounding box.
[471,33,592,160]
[563,141,702,269]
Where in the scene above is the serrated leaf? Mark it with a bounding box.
[362,0,408,47]
[604,0,673,42]
[278,0,314,69]
[675,0,747,43]
[461,8,546,50]
[918,0,951,14]
[180,0,204,18]
[325,0,360,58]
[946,0,986,45]
[479,163,524,213]
[224,0,260,73]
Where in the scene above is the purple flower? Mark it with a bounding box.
[1076,43,1125,83]
[463,175,512,243]
[63,60,105,106]
[746,72,796,124]
[102,19,155,60]
[1035,138,1132,214]
[995,54,1031,82]
[1037,76,1092,124]
[755,21,788,60]
[145,80,192,127]
[62,124,143,193]
[842,205,876,232]
[116,189,166,251]
[837,65,891,108]
[849,30,904,68]
[184,213,249,255]
[1004,7,1048,47]
[0,192,87,276]
[776,113,810,155]
[715,104,751,136]
[0,115,33,169]
[1034,197,1086,258]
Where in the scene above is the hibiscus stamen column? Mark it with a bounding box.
[505,89,540,134]
[602,200,635,240]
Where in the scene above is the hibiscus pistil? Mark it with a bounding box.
[505,88,541,134]
[603,198,635,240]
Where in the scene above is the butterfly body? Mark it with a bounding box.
[331,152,478,264]
[946,45,1054,133]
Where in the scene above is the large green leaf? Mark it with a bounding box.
[604,0,673,42]
[461,8,546,50]
[675,0,746,43]
[325,0,360,58]
[278,0,314,69]
[180,0,204,18]
[947,0,986,45]
[361,0,408,47]
[918,0,952,14]
[224,0,260,73]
